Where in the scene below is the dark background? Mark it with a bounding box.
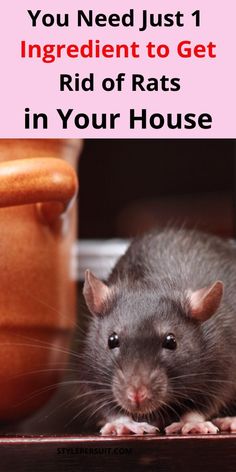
[78,139,235,239]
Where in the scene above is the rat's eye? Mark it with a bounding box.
[162,333,177,350]
[108,332,120,349]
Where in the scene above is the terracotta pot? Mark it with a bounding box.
[0,139,82,421]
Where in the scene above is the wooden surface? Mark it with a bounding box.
[0,434,236,472]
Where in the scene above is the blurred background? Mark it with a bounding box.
[78,139,236,239]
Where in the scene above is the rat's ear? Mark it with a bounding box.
[187,280,224,322]
[83,269,111,315]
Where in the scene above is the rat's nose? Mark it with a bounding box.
[127,386,148,406]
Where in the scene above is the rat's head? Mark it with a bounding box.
[83,270,224,418]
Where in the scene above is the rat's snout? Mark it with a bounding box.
[127,385,148,407]
[112,365,168,415]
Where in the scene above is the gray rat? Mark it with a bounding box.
[79,228,236,435]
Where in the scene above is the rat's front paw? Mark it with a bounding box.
[100,417,158,436]
[165,420,219,435]
[213,416,236,432]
